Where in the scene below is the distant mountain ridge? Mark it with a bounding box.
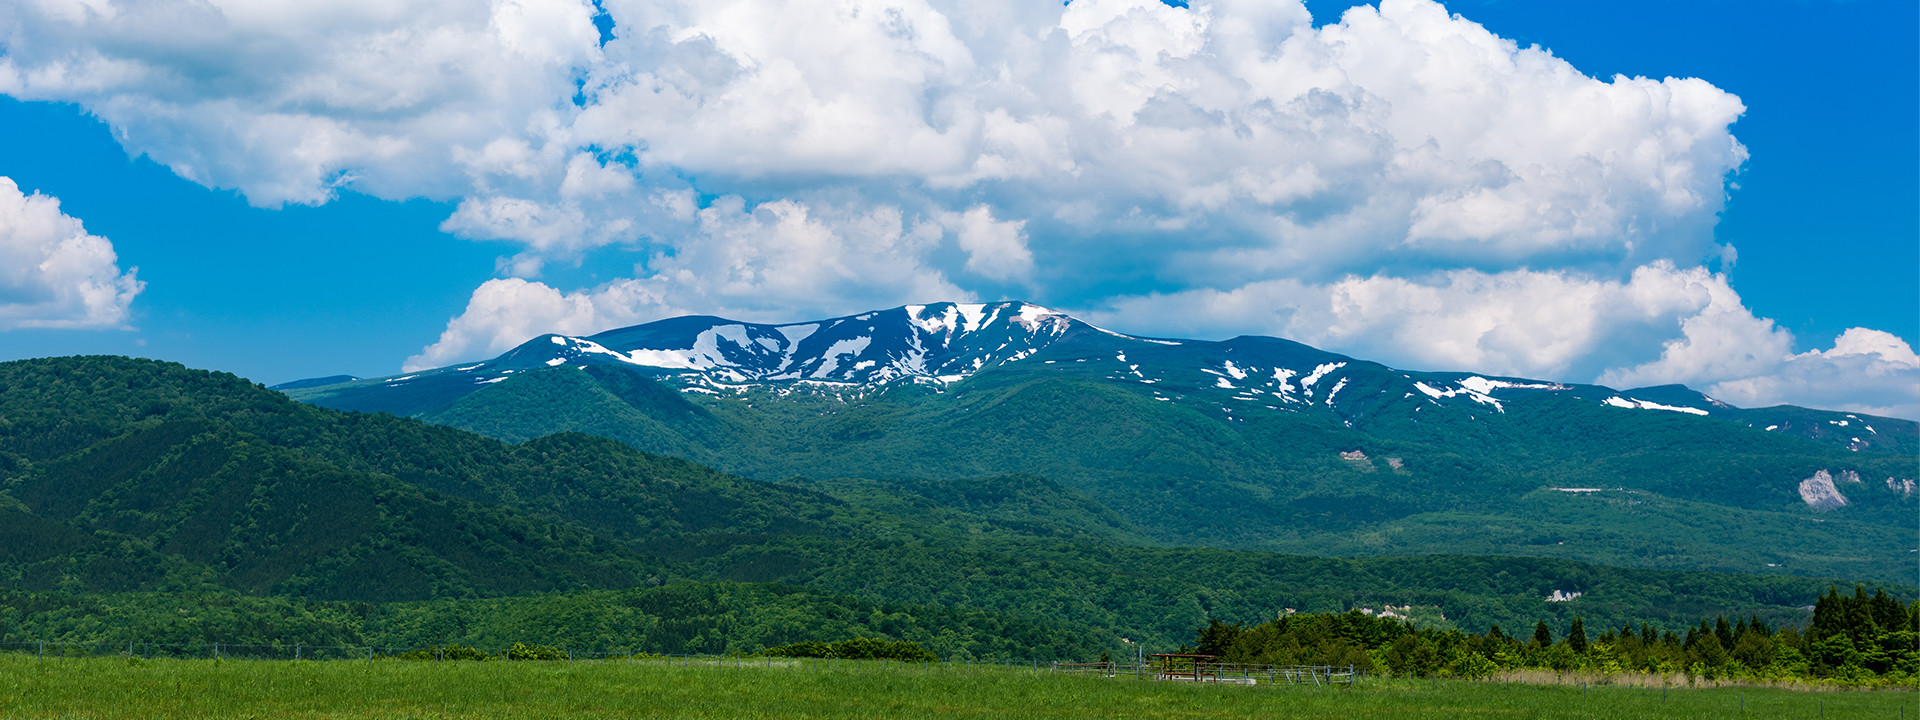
[292,300,1912,454]
[284,302,1918,584]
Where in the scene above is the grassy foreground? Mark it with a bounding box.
[0,655,1911,719]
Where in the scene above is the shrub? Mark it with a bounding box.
[763,638,937,662]
[394,644,494,661]
[508,642,563,661]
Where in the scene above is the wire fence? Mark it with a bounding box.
[0,641,1361,688]
[1056,661,1357,686]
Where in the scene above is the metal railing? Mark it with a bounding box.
[1053,661,1356,686]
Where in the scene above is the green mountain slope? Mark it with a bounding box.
[3,416,664,600]
[380,358,1919,583]
[2,356,1911,656]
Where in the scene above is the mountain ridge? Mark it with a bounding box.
[280,302,1920,584]
[290,300,1915,453]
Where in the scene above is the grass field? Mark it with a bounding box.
[0,654,1912,719]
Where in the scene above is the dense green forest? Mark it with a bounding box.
[327,350,1920,582]
[1,356,1914,665]
[1191,585,1918,684]
[0,583,1097,660]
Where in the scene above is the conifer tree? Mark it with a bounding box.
[1568,616,1588,653]
[1533,621,1553,647]
[1867,589,1905,629]
[1809,585,1844,640]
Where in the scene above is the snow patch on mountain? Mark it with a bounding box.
[1326,378,1348,405]
[811,337,873,378]
[1272,369,1297,394]
[1301,362,1346,388]
[1603,396,1710,416]
[1459,377,1567,394]
[1412,377,1509,412]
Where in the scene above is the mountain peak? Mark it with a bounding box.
[283,301,1916,455]
[483,300,1130,386]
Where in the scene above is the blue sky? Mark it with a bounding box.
[0,0,1914,417]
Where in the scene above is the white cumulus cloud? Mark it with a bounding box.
[406,194,969,369]
[1678,329,1919,420]
[4,0,1749,268]
[944,205,1033,282]
[1089,262,1918,418]
[8,0,1908,417]
[1088,261,1731,380]
[0,177,144,330]
[0,0,604,207]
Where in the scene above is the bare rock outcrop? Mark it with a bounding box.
[1798,470,1849,511]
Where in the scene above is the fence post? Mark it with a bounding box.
[38,640,43,663]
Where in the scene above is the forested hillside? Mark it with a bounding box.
[286,305,1920,583]
[1,356,1912,659]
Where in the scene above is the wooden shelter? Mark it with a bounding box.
[1147,653,1218,682]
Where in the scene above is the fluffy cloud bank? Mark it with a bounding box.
[1669,329,1920,420]
[1088,262,1920,418]
[3,0,1746,267]
[5,0,1910,415]
[0,177,143,330]
[404,196,972,369]
[1,0,603,207]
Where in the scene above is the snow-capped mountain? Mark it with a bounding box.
[492,301,1104,385]
[285,300,1912,454]
[279,301,1918,583]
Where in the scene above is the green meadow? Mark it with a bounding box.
[0,654,1911,719]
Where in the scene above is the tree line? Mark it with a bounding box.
[1189,585,1917,684]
